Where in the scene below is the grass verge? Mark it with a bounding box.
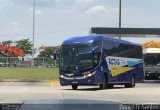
[0,67,59,82]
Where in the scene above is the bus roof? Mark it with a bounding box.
[62,35,141,46]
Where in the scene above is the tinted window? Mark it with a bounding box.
[103,40,143,59]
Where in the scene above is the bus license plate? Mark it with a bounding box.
[72,81,78,84]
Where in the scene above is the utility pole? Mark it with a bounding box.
[32,0,35,67]
[119,0,122,39]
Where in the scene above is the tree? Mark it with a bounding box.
[142,41,160,48]
[0,41,24,67]
[0,45,24,57]
[36,46,60,67]
[0,40,24,57]
[38,46,59,58]
[16,39,33,56]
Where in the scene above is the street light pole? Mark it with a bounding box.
[119,0,122,39]
[32,0,35,67]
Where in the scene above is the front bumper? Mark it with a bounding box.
[60,73,100,86]
[145,73,160,80]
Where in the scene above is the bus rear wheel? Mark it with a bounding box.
[108,84,113,88]
[125,75,135,88]
[72,85,78,90]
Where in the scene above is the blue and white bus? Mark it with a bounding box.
[56,35,144,90]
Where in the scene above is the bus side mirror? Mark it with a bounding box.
[53,49,60,60]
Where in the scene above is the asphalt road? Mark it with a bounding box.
[0,81,159,105]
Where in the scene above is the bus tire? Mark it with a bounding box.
[108,84,114,88]
[99,74,108,90]
[125,75,135,88]
[72,85,78,90]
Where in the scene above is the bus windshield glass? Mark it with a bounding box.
[144,54,160,67]
[60,44,94,72]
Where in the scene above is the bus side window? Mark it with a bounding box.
[103,40,115,57]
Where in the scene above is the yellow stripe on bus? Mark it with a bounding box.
[110,66,134,77]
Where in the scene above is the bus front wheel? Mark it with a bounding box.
[99,74,108,90]
[125,75,135,88]
[72,85,78,90]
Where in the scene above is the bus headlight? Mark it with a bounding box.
[87,74,92,77]
[146,71,151,74]
[60,75,64,78]
[83,71,90,75]
[83,71,96,77]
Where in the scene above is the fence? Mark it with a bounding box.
[0,57,58,68]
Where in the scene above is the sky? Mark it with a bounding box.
[0,0,160,48]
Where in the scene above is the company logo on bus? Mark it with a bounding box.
[109,58,120,65]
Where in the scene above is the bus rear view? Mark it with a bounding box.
[56,35,144,90]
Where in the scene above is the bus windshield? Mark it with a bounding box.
[60,44,94,72]
[144,54,160,67]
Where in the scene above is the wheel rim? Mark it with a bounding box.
[132,76,135,86]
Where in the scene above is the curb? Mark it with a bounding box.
[0,80,59,84]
